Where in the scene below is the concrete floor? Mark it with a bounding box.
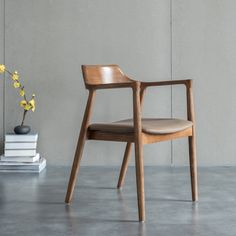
[0,166,236,236]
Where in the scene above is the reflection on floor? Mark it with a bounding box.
[0,166,235,236]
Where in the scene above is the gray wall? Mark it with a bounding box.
[3,0,171,166]
[172,0,236,165]
[0,0,4,151]
[1,0,236,166]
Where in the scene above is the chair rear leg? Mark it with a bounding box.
[65,134,86,203]
[117,142,132,188]
[134,140,145,222]
[188,134,198,201]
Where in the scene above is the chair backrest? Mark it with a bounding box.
[81,65,133,87]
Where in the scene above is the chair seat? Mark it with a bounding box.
[89,118,193,135]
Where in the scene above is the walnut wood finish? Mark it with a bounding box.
[65,65,198,222]
[65,90,96,203]
[82,64,134,89]
[87,130,134,142]
[133,82,145,221]
[87,127,192,144]
[141,79,189,88]
[116,80,195,188]
[187,80,198,201]
[117,142,132,188]
[117,88,146,189]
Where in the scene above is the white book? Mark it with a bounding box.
[0,158,46,173]
[4,149,36,157]
[0,153,40,163]
[0,169,44,173]
[5,133,38,142]
[5,142,37,150]
[0,155,43,166]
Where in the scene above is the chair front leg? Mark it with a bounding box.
[65,90,96,203]
[65,131,87,203]
[134,137,145,222]
[189,132,198,201]
[133,82,145,222]
[117,142,132,188]
[186,80,198,201]
[117,88,146,189]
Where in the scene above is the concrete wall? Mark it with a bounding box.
[3,0,171,166]
[172,0,236,165]
[1,0,236,166]
[0,0,4,152]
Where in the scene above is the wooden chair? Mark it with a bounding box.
[65,65,198,222]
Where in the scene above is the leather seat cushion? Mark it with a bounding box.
[89,118,193,135]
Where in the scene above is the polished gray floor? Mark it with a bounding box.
[0,166,236,236]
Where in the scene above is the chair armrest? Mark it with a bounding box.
[141,79,191,89]
[140,79,195,123]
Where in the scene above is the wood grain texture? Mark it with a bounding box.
[87,130,134,143]
[65,90,96,203]
[187,80,198,201]
[117,87,146,189]
[133,82,145,222]
[141,79,190,88]
[87,127,192,144]
[82,65,134,89]
[117,142,132,188]
[65,65,198,221]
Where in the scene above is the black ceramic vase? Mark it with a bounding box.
[14,125,31,135]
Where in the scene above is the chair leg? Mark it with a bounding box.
[188,134,198,201]
[65,135,86,203]
[65,90,95,204]
[134,140,145,222]
[117,142,132,189]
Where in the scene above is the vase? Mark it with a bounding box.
[14,125,31,135]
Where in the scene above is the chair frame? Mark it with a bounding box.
[65,65,198,222]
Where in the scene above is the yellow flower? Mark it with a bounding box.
[29,95,35,112]
[0,64,5,73]
[24,104,32,111]
[13,81,20,88]
[19,89,25,97]
[20,100,27,107]
[12,71,19,81]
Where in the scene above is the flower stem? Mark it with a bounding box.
[5,69,13,76]
[5,68,28,101]
[21,110,27,126]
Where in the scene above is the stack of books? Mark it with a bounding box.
[0,133,46,173]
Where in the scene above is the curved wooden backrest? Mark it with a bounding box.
[81,65,133,87]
